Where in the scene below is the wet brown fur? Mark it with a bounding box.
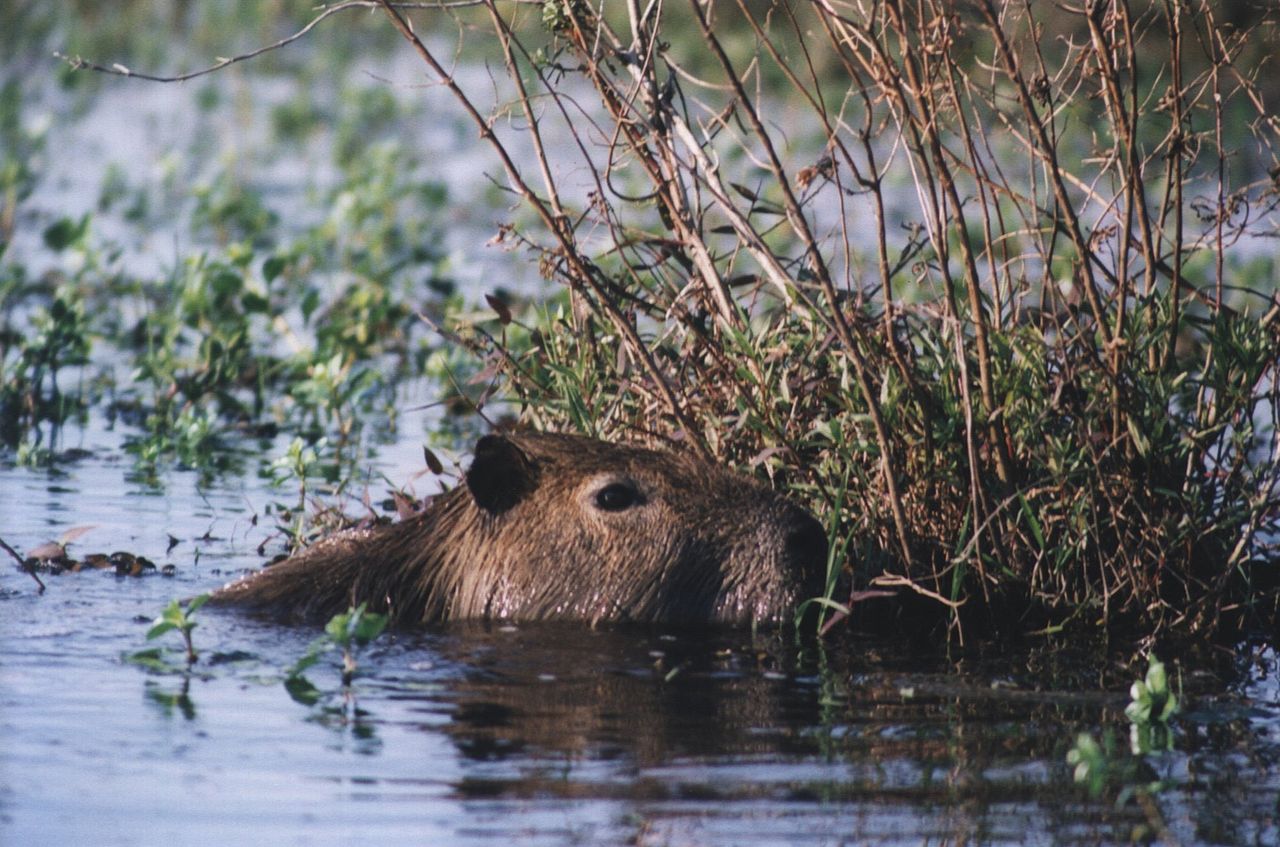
[211,432,827,627]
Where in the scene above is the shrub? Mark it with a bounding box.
[389,0,1280,640]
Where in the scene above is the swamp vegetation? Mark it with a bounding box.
[2,1,1280,645]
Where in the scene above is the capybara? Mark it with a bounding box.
[212,432,827,627]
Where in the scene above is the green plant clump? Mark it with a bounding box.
[419,0,1280,642]
[143,594,210,666]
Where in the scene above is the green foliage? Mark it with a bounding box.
[286,603,390,701]
[0,282,93,461]
[325,602,390,650]
[2,71,450,486]
[265,436,329,540]
[140,594,210,666]
[1126,655,1179,755]
[1066,654,1180,813]
[1125,655,1178,725]
[1066,731,1113,799]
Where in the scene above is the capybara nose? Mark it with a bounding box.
[785,509,828,569]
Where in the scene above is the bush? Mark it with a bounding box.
[403,0,1280,640]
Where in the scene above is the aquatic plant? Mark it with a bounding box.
[2,59,448,482]
[0,277,93,462]
[1066,730,1115,800]
[324,602,390,687]
[1064,653,1187,847]
[1125,654,1179,754]
[144,594,210,666]
[368,0,1280,642]
[284,603,389,704]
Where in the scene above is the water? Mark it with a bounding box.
[3,420,1280,845]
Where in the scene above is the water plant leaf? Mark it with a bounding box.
[1066,732,1108,797]
[146,620,179,640]
[125,648,172,672]
[351,612,388,645]
[262,254,288,282]
[284,673,321,706]
[42,214,88,250]
[325,608,355,645]
[1125,655,1178,726]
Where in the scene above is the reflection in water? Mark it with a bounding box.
[364,625,1278,846]
[144,677,196,721]
[436,626,812,768]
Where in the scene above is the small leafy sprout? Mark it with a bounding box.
[285,603,389,703]
[1125,654,1179,754]
[146,594,210,666]
[1066,731,1111,798]
[1125,654,1178,723]
[1067,655,1180,801]
[327,602,389,686]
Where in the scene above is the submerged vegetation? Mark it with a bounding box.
[2,1,1278,642]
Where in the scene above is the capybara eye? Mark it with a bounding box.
[594,482,640,511]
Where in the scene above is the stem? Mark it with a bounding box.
[342,648,356,687]
[0,536,46,593]
[377,0,711,456]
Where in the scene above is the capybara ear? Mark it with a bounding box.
[466,435,538,515]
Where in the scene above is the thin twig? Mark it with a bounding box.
[55,1,538,84]
[0,536,45,593]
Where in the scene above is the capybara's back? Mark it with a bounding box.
[212,432,827,627]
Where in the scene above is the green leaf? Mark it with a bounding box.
[1125,415,1151,458]
[284,674,321,706]
[211,268,243,299]
[125,648,172,672]
[42,215,88,251]
[352,612,388,645]
[187,594,211,615]
[263,255,288,282]
[289,651,324,678]
[241,291,269,313]
[325,608,355,645]
[1017,494,1045,550]
[1145,657,1169,696]
[146,621,178,640]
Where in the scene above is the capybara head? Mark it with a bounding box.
[213,432,828,627]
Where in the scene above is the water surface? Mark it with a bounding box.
[2,429,1279,846]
